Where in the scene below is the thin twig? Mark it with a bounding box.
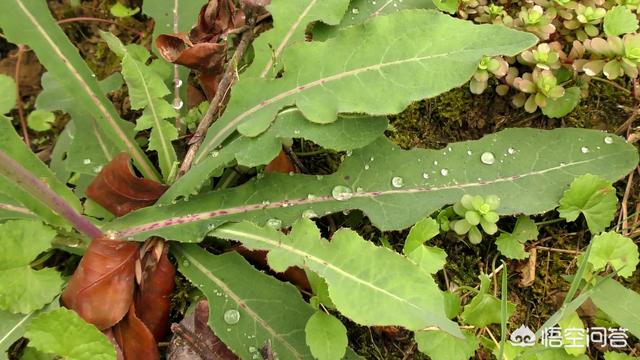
[14,45,30,148]
[57,17,145,36]
[177,20,255,178]
[590,76,632,95]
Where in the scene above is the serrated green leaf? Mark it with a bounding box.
[0,0,158,181]
[0,75,16,114]
[109,2,139,17]
[558,174,618,234]
[590,278,640,338]
[38,73,122,177]
[432,0,459,13]
[403,217,440,254]
[1,302,59,360]
[193,10,538,163]
[496,233,529,260]
[461,274,515,327]
[406,245,448,274]
[101,31,177,181]
[172,246,316,359]
[588,231,638,278]
[558,311,586,356]
[307,271,335,309]
[25,308,115,360]
[305,311,347,360]
[159,110,387,203]
[415,330,478,360]
[107,128,639,242]
[245,0,350,79]
[26,110,55,132]
[542,87,581,119]
[0,117,82,228]
[211,220,459,335]
[313,0,436,40]
[20,347,56,360]
[604,6,639,37]
[0,220,61,314]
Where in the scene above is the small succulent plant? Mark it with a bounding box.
[564,4,607,40]
[513,69,566,112]
[450,194,501,244]
[515,5,557,40]
[470,56,509,94]
[518,43,562,69]
[581,35,640,79]
[475,3,514,24]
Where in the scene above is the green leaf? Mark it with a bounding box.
[0,220,61,314]
[558,311,586,356]
[313,0,437,40]
[406,245,448,274]
[0,118,82,228]
[38,73,122,177]
[211,219,460,335]
[244,0,350,79]
[0,0,159,181]
[107,128,639,241]
[172,246,316,359]
[542,87,581,119]
[26,110,55,132]
[109,2,139,17]
[432,0,459,13]
[461,274,515,327]
[495,216,538,259]
[101,31,177,181]
[0,75,16,114]
[588,231,638,278]
[159,110,387,203]
[604,6,639,37]
[558,174,618,234]
[193,10,538,163]
[0,193,37,222]
[25,308,116,360]
[20,347,56,360]
[1,301,59,360]
[403,217,440,254]
[415,330,478,360]
[604,352,640,360]
[590,278,640,338]
[304,311,348,360]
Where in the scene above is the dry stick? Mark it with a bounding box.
[14,44,30,148]
[177,22,255,177]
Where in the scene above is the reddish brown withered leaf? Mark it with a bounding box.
[103,329,125,360]
[113,304,161,360]
[191,0,246,43]
[240,0,271,8]
[156,35,226,72]
[264,150,296,174]
[168,300,239,360]
[136,239,176,341]
[86,153,168,217]
[62,237,139,329]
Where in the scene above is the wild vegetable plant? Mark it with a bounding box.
[0,0,638,360]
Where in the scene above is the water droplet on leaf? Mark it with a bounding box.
[480,152,495,165]
[440,169,449,176]
[332,185,353,201]
[172,98,184,110]
[223,309,240,325]
[391,176,404,188]
[604,136,613,144]
[580,146,589,153]
[266,218,282,228]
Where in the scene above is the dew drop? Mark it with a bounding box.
[261,200,270,205]
[302,209,318,219]
[93,166,103,173]
[351,7,359,14]
[433,160,438,166]
[364,164,370,170]
[467,150,473,156]
[174,79,183,87]
[422,172,429,179]
[391,176,404,188]
[172,98,184,110]
[580,146,589,154]
[604,136,613,144]
[266,218,282,228]
[346,150,353,157]
[293,129,300,135]
[307,194,316,200]
[316,175,324,180]
[223,309,241,325]
[480,151,496,165]
[332,185,353,201]
[182,260,190,267]
[355,186,364,192]
[440,168,449,176]
[83,158,92,165]
[211,150,219,158]
[507,147,516,155]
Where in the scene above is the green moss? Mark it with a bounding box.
[563,81,634,130]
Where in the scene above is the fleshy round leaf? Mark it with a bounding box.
[558,174,618,234]
[27,110,55,132]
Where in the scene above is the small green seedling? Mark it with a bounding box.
[450,194,500,244]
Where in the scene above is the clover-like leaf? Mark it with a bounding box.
[460,274,515,327]
[25,308,116,360]
[495,216,538,260]
[588,231,639,278]
[542,87,582,119]
[604,6,639,37]
[415,330,478,360]
[0,220,62,314]
[305,311,348,360]
[27,110,55,132]
[558,174,617,234]
[404,217,440,254]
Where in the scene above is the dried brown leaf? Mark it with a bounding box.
[113,304,161,360]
